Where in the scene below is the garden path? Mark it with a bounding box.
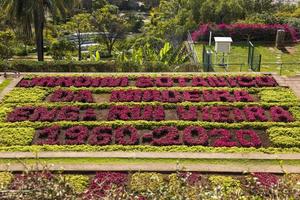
[273,74,300,98]
[0,76,23,101]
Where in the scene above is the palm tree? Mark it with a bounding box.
[0,0,77,61]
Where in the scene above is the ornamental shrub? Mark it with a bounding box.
[209,175,241,196]
[0,128,35,146]
[0,172,13,190]
[192,23,299,42]
[64,175,90,194]
[130,172,164,192]
[268,127,300,148]
[3,88,48,103]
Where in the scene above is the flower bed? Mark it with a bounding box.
[33,125,265,148]
[17,75,278,88]
[110,89,255,103]
[0,73,299,154]
[6,105,294,123]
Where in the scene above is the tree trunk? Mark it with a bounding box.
[34,6,45,61]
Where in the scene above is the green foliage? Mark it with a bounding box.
[0,172,13,190]
[64,175,89,194]
[0,30,15,59]
[3,88,49,103]
[0,127,35,146]
[92,5,128,56]
[209,175,241,196]
[61,13,93,61]
[259,88,298,102]
[200,0,244,23]
[0,105,13,122]
[130,172,164,192]
[0,79,11,92]
[49,39,76,60]
[1,144,300,154]
[268,127,300,148]
[290,107,300,121]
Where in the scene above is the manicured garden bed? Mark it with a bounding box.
[0,73,299,154]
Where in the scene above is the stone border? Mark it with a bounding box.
[0,163,298,173]
[0,152,299,160]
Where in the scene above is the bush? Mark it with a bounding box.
[3,88,49,103]
[268,127,300,148]
[192,23,299,42]
[64,175,90,194]
[259,89,298,102]
[0,172,13,190]
[209,175,241,196]
[0,128,35,146]
[130,172,164,192]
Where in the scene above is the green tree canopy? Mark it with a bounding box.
[0,0,77,61]
[61,13,93,60]
[92,5,128,56]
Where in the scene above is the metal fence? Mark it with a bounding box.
[248,41,262,72]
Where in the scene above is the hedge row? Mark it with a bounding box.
[0,144,299,154]
[22,73,268,79]
[2,101,298,109]
[268,127,300,148]
[1,61,195,73]
[0,120,299,130]
[0,172,89,194]
[0,126,299,149]
[3,87,298,104]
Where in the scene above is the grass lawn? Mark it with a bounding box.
[195,43,300,75]
[1,158,300,166]
[0,79,11,93]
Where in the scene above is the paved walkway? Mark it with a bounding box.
[0,163,298,173]
[0,76,23,102]
[273,74,300,98]
[0,152,299,160]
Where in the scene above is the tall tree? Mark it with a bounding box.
[92,5,127,56]
[0,0,76,61]
[62,13,93,60]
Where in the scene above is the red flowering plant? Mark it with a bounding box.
[108,106,165,121]
[237,76,257,87]
[151,126,181,146]
[233,90,254,102]
[17,76,128,88]
[236,130,262,147]
[177,106,198,121]
[252,173,279,188]
[7,106,36,122]
[255,76,278,87]
[82,108,97,121]
[182,91,201,102]
[161,90,182,103]
[88,127,113,145]
[28,107,58,122]
[183,126,209,146]
[270,106,294,122]
[36,125,60,145]
[192,23,299,42]
[209,129,237,147]
[155,77,174,87]
[135,76,154,88]
[115,126,139,145]
[49,90,94,103]
[49,90,74,102]
[84,172,128,199]
[56,106,80,121]
[64,126,89,145]
[244,106,268,122]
